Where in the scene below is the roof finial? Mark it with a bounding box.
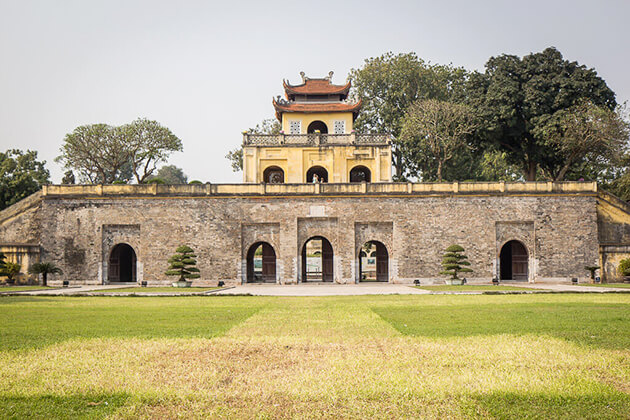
[326,71,334,82]
[299,71,306,83]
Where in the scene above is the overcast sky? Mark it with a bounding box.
[1,0,628,183]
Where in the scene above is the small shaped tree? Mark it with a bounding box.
[2,262,22,284]
[165,245,201,284]
[439,244,472,283]
[29,262,63,286]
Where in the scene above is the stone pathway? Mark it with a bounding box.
[518,283,630,293]
[13,284,135,296]
[213,283,430,296]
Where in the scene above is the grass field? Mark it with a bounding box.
[0,286,54,292]
[94,287,221,294]
[415,285,532,292]
[0,294,629,418]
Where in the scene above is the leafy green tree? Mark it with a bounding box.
[535,101,629,181]
[2,262,21,284]
[28,262,63,286]
[122,118,183,183]
[165,245,201,282]
[439,245,472,280]
[226,118,280,172]
[61,170,76,184]
[0,149,50,210]
[148,165,188,184]
[400,99,477,181]
[349,52,467,178]
[467,47,617,181]
[56,119,182,184]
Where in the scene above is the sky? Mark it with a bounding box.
[1,0,629,183]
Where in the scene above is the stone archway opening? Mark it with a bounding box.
[246,242,276,283]
[500,240,529,281]
[306,166,328,183]
[263,166,284,184]
[359,241,388,282]
[108,243,137,282]
[301,236,333,282]
[307,120,328,134]
[350,165,371,183]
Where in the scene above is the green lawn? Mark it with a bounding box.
[579,283,630,289]
[0,294,628,418]
[94,287,221,293]
[0,286,54,292]
[415,285,532,292]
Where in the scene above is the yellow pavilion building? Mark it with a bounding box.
[242,72,392,184]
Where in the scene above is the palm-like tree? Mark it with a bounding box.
[29,262,63,286]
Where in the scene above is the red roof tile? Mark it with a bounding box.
[283,79,351,96]
[273,99,362,114]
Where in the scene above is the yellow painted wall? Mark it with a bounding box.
[243,144,392,183]
[282,112,354,133]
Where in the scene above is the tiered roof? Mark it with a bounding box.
[272,71,361,121]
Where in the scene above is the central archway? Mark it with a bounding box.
[499,240,528,281]
[301,236,333,282]
[306,166,328,183]
[246,242,276,283]
[263,166,284,184]
[108,243,137,282]
[307,121,328,134]
[359,241,388,282]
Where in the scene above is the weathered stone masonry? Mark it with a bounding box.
[3,181,628,285]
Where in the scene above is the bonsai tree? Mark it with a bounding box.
[439,244,472,283]
[3,262,21,284]
[165,245,201,284]
[29,262,63,286]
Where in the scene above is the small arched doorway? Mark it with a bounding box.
[263,166,284,184]
[108,243,137,282]
[306,166,328,183]
[307,121,328,134]
[350,166,371,183]
[246,242,276,283]
[359,241,388,282]
[500,240,529,281]
[302,236,333,282]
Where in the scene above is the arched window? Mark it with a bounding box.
[349,166,371,183]
[306,166,328,183]
[499,240,529,281]
[307,121,328,134]
[108,243,137,282]
[263,166,284,184]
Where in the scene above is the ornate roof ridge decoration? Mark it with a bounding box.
[282,71,351,96]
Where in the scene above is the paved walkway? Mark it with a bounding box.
[518,283,630,293]
[212,283,430,296]
[8,285,135,296]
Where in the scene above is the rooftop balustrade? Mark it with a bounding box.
[242,132,391,146]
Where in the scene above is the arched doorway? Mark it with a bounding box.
[307,121,328,134]
[246,242,276,283]
[359,241,388,282]
[108,243,137,282]
[306,166,328,183]
[263,166,284,183]
[500,240,529,281]
[350,166,371,182]
[301,236,333,282]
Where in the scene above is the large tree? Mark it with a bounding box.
[0,149,50,210]
[349,52,467,178]
[535,101,629,181]
[56,119,182,184]
[467,47,617,181]
[122,118,183,183]
[400,99,478,181]
[148,164,188,184]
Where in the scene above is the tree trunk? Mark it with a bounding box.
[523,161,537,181]
[42,273,47,287]
[437,161,443,182]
